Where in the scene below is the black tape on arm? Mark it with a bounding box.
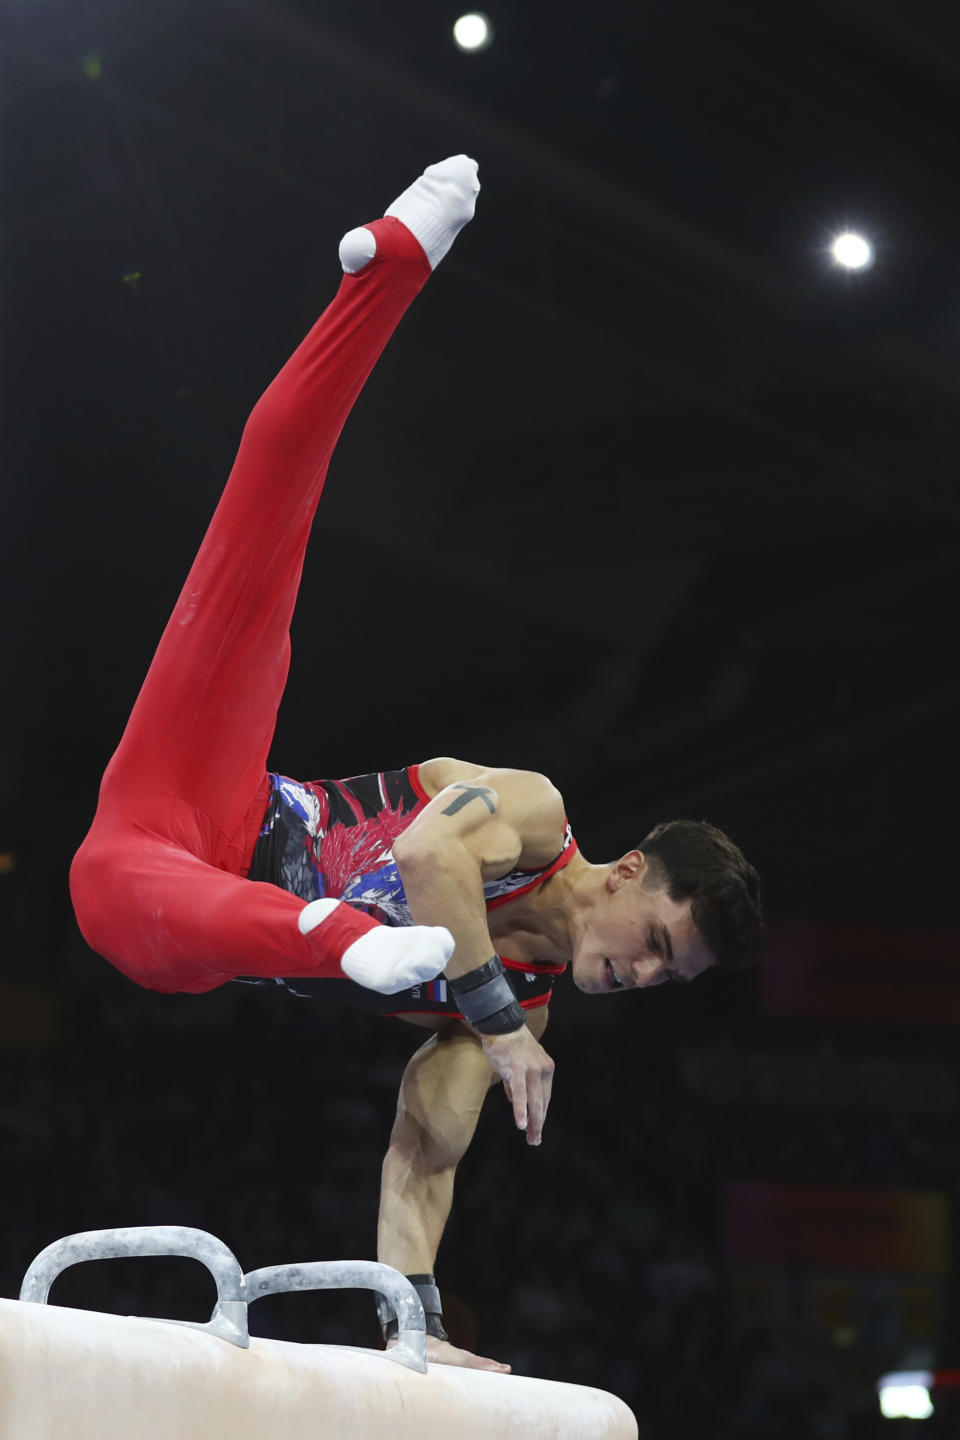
[376,1273,449,1342]
[449,956,525,1035]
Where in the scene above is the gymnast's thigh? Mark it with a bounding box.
[69,794,309,994]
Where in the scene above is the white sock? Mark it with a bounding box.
[298,899,455,995]
[338,225,378,275]
[339,154,480,275]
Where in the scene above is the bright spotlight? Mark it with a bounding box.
[453,13,493,51]
[877,1371,934,1421]
[831,232,875,271]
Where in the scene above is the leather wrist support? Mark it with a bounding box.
[377,1273,448,1342]
[448,956,526,1035]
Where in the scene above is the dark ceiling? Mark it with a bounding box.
[2,0,959,937]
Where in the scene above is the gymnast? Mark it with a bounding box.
[70,156,762,1371]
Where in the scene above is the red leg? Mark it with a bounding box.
[71,220,431,990]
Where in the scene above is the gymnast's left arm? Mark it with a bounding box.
[392,769,563,1145]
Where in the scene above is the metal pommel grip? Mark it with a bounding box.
[377,1273,448,1343]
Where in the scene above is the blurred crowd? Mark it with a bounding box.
[2,940,958,1440]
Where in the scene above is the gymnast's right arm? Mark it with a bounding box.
[377,1021,525,1371]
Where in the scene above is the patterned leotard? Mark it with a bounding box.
[246,763,575,1017]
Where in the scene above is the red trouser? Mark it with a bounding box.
[70,220,432,993]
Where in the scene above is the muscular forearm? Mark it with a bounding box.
[378,1130,513,1373]
[378,1142,456,1274]
[378,1029,492,1272]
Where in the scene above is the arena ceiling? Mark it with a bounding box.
[2,0,958,936]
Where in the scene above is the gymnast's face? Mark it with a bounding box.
[570,851,715,995]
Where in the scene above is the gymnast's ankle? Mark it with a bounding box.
[298,898,454,994]
[339,154,480,275]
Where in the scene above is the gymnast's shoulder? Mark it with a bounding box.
[416,757,566,853]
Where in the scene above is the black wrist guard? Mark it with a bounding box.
[376,1273,448,1343]
[448,956,526,1035]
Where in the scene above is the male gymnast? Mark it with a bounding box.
[70,156,762,1372]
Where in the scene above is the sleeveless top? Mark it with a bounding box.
[248,763,577,940]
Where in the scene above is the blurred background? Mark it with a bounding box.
[2,0,959,1434]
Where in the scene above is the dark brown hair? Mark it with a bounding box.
[639,819,762,971]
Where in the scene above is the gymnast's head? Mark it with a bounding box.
[570,819,762,995]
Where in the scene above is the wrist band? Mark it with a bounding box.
[448,956,526,1035]
[376,1273,448,1342]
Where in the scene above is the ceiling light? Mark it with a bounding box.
[453,13,493,51]
[831,232,875,271]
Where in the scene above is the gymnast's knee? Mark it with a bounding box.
[69,829,155,983]
[69,827,229,995]
[69,829,125,963]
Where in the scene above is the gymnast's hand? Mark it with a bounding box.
[482,1024,555,1145]
[388,1335,511,1373]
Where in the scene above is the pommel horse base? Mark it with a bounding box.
[1,1226,637,1439]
